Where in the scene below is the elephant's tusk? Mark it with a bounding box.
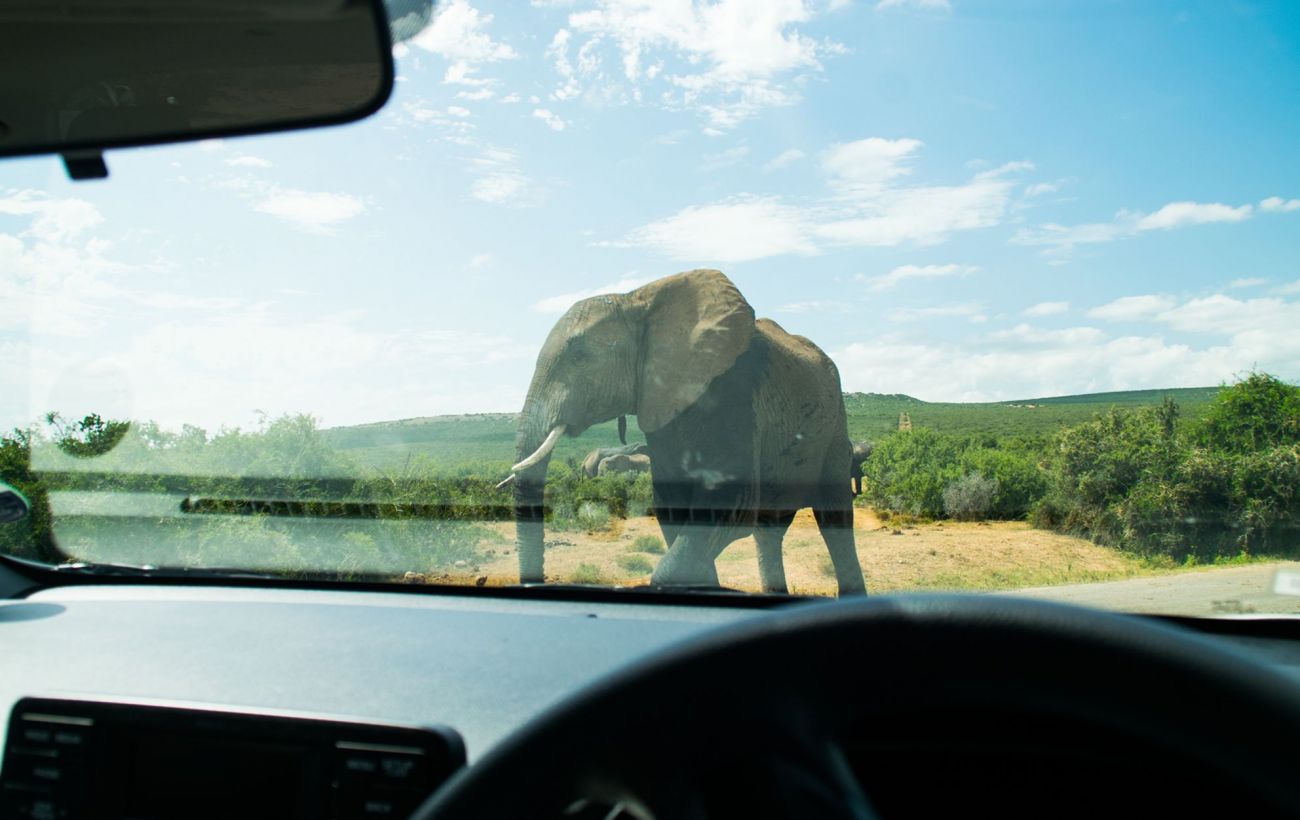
[512,425,567,472]
[495,474,516,490]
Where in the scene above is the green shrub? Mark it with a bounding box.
[617,553,655,574]
[576,501,611,532]
[862,430,1046,520]
[1030,374,1300,560]
[1195,372,1300,454]
[943,472,999,521]
[631,534,665,553]
[570,562,605,584]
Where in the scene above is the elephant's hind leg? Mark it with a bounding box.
[753,510,795,593]
[814,504,867,596]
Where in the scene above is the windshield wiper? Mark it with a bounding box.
[504,582,779,597]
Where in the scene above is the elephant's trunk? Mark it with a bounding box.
[512,416,564,584]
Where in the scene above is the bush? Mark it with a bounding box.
[617,553,655,574]
[631,534,665,553]
[943,472,999,521]
[1195,372,1300,454]
[862,430,1046,520]
[576,501,612,532]
[1031,374,1300,560]
[570,562,605,584]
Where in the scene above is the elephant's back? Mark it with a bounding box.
[751,319,850,499]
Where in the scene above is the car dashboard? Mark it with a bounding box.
[4,579,1300,819]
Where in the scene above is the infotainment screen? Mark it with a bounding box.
[125,732,310,819]
[0,698,465,820]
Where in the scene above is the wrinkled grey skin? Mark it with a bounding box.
[597,453,652,476]
[582,442,650,478]
[510,269,866,595]
[849,441,874,497]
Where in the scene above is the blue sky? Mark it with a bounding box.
[2,0,1299,433]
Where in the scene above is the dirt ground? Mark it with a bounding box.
[425,509,1149,596]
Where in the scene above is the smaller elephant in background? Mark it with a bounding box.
[598,453,651,476]
[850,440,874,497]
[582,442,650,478]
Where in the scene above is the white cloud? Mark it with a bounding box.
[775,300,852,314]
[876,0,950,9]
[612,195,816,262]
[1134,201,1252,231]
[888,302,985,322]
[823,137,921,193]
[700,145,749,171]
[833,333,1228,403]
[1022,301,1069,317]
[468,148,539,207]
[1016,198,1261,259]
[1275,279,1300,296]
[1229,277,1267,289]
[834,292,1300,401]
[1023,181,1059,197]
[224,155,273,169]
[0,192,120,340]
[0,190,104,243]
[252,189,366,234]
[1261,196,1300,213]
[411,0,518,63]
[446,105,472,117]
[990,324,1104,345]
[457,88,496,101]
[1155,294,1295,336]
[532,108,568,131]
[815,162,1026,247]
[547,0,842,131]
[469,253,493,270]
[1087,294,1177,321]
[500,92,522,104]
[762,148,805,172]
[0,190,532,431]
[615,138,1029,262]
[532,275,650,313]
[863,263,976,290]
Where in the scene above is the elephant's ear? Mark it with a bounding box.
[635,269,755,433]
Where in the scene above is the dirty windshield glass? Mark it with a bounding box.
[2,1,1299,616]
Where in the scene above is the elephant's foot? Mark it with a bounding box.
[650,545,721,589]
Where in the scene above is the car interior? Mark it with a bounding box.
[2,1,1300,819]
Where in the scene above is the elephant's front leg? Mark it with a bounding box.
[650,524,724,588]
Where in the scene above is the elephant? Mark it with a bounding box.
[582,442,650,478]
[597,453,651,476]
[849,440,874,497]
[500,268,867,596]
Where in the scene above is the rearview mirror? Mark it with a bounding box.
[0,481,30,524]
[0,0,396,179]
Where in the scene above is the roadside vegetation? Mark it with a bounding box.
[862,373,1299,563]
[1,374,1294,578]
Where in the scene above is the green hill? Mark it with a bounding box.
[323,386,1222,472]
[842,387,1219,440]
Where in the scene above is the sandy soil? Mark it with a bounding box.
[415,509,1149,596]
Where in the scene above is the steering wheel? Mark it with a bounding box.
[412,595,1300,819]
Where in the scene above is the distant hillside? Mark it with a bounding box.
[323,386,1222,471]
[842,387,1219,440]
[1001,387,1221,406]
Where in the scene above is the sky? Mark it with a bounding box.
[2,0,1300,434]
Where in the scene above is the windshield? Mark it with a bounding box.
[2,0,1299,616]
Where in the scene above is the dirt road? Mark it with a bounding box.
[1003,561,1300,616]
